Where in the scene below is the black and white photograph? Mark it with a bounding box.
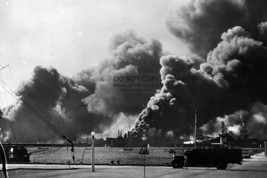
[1,0,267,177]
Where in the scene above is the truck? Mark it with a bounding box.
[0,145,30,163]
[172,144,243,170]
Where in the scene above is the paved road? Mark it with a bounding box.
[1,152,267,178]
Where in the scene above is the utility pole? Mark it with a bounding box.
[0,141,9,178]
[0,117,5,142]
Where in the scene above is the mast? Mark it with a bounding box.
[194,110,198,146]
[240,121,248,140]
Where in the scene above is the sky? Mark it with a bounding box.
[0,0,189,107]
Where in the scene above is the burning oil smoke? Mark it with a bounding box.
[166,0,267,57]
[2,32,162,142]
[82,31,162,117]
[3,0,267,142]
[135,0,267,139]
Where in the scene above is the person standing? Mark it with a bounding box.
[183,149,188,169]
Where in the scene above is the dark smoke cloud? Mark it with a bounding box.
[2,32,162,142]
[3,0,267,142]
[166,0,267,57]
[3,67,65,142]
[82,31,162,116]
[135,0,267,138]
[135,55,225,136]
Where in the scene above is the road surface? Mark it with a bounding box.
[1,152,267,178]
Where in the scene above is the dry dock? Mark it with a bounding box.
[1,152,267,178]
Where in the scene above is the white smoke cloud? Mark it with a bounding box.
[253,114,267,125]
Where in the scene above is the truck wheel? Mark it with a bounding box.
[216,163,227,170]
[172,160,183,168]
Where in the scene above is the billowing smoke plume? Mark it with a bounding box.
[3,0,267,143]
[166,0,267,57]
[2,31,162,142]
[82,31,162,117]
[135,0,267,139]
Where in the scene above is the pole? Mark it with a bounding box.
[91,135,95,172]
[0,141,9,178]
[194,110,198,146]
[144,154,146,178]
[265,142,267,157]
[0,117,6,142]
